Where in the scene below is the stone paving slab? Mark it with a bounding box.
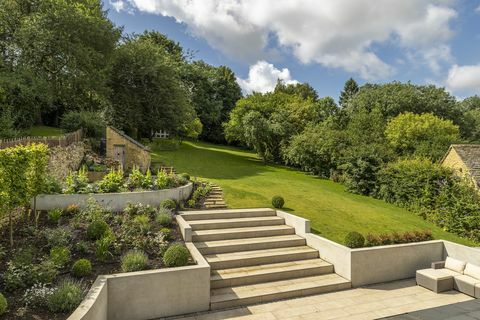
[161,279,475,320]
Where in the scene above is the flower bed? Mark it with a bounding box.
[0,200,192,320]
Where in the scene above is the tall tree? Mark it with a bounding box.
[274,80,318,101]
[339,78,359,107]
[108,34,197,139]
[0,0,121,126]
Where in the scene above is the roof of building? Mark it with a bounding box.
[443,144,480,184]
[108,126,150,151]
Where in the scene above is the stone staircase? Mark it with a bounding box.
[203,185,227,209]
[180,208,351,310]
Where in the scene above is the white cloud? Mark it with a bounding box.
[237,61,298,94]
[110,0,135,14]
[446,64,480,95]
[476,5,480,13]
[121,0,458,80]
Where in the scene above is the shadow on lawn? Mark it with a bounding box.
[151,140,277,180]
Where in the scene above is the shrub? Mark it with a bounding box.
[121,250,149,272]
[96,168,124,193]
[48,209,63,224]
[72,259,92,278]
[44,227,73,248]
[47,279,86,313]
[87,220,109,240]
[156,170,176,189]
[32,260,59,284]
[127,166,145,190]
[60,110,105,138]
[64,167,89,194]
[160,199,176,210]
[95,229,115,262]
[0,292,7,315]
[23,283,55,308]
[3,261,32,291]
[378,233,392,245]
[50,246,71,267]
[123,202,157,217]
[160,227,172,240]
[344,231,365,248]
[156,212,172,226]
[271,196,285,209]
[44,175,62,194]
[365,234,381,247]
[12,247,36,265]
[133,215,151,234]
[163,244,189,267]
[75,241,90,255]
[180,173,190,181]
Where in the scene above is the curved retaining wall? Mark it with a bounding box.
[34,183,193,211]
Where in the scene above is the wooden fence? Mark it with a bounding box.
[0,128,83,149]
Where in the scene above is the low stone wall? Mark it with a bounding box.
[48,142,85,181]
[68,243,210,320]
[277,209,480,287]
[34,183,193,211]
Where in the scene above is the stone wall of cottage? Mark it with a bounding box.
[48,142,86,181]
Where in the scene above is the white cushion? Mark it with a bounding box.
[445,257,466,273]
[464,263,480,280]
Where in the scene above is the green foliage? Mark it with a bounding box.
[385,112,460,160]
[71,259,92,278]
[377,158,480,242]
[48,209,63,224]
[32,260,59,285]
[365,230,433,247]
[155,170,176,189]
[0,104,18,139]
[44,227,73,248]
[60,111,105,138]
[97,168,125,193]
[3,261,32,291]
[87,220,109,240]
[133,215,151,234]
[180,173,190,181]
[159,227,172,241]
[95,229,115,262]
[50,246,71,267]
[47,279,86,313]
[274,80,318,101]
[156,212,173,227]
[44,175,62,194]
[163,244,190,267]
[339,78,359,107]
[160,199,177,210]
[26,143,49,207]
[123,202,157,217]
[344,232,365,248]
[121,250,149,272]
[108,31,195,139]
[271,196,285,209]
[64,167,90,194]
[127,165,147,190]
[0,292,7,315]
[0,0,121,125]
[75,241,90,255]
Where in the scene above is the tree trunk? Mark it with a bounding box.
[9,211,13,247]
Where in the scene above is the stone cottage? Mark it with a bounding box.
[441,144,480,188]
[106,126,151,172]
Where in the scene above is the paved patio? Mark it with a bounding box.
[164,279,476,320]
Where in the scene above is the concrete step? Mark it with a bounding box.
[205,205,228,209]
[205,195,224,200]
[205,246,319,270]
[211,259,334,289]
[204,201,226,205]
[210,273,351,310]
[188,216,285,231]
[192,225,295,242]
[195,235,306,255]
[180,208,275,221]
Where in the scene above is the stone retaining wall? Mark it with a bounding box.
[48,142,85,181]
[34,183,193,211]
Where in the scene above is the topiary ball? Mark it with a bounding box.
[345,231,365,248]
[0,292,7,315]
[163,244,189,267]
[180,173,190,181]
[160,199,177,210]
[86,220,109,240]
[271,196,285,209]
[72,259,92,278]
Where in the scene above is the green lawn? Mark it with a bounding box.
[27,125,64,137]
[151,140,474,246]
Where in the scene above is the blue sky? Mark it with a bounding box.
[103,0,480,100]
